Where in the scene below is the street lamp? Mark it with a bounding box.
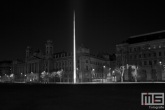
[159,61,162,65]
[24,74,27,82]
[158,61,163,81]
[112,70,116,82]
[20,73,23,82]
[102,66,106,83]
[91,69,95,82]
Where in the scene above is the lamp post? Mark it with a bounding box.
[20,73,23,82]
[91,69,95,82]
[103,66,105,83]
[24,74,26,82]
[159,61,163,81]
[112,70,115,82]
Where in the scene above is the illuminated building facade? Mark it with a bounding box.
[116,30,165,81]
[12,40,110,82]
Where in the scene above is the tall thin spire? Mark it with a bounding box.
[73,11,76,84]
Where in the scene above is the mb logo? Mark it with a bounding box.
[141,93,164,105]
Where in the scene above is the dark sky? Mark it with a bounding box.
[1,0,165,61]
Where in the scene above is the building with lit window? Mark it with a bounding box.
[116,30,165,81]
[12,40,110,82]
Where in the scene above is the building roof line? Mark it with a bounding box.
[130,30,165,38]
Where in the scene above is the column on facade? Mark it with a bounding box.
[25,63,27,74]
[30,63,31,73]
[33,63,35,73]
[36,63,38,73]
[37,62,39,73]
[47,60,49,72]
[34,63,35,73]
[28,63,30,73]
[32,63,34,73]
[36,63,37,73]
[27,63,28,74]
[35,63,36,73]
[31,63,32,73]
[48,60,50,73]
[36,62,38,73]
[33,63,34,73]
[27,63,29,74]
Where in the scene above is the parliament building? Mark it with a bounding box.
[12,40,110,82]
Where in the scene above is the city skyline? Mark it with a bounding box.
[1,0,165,61]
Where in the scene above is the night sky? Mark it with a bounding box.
[1,0,165,61]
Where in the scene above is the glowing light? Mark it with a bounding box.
[92,69,95,71]
[73,11,76,84]
[159,61,162,65]
[103,66,105,68]
[10,74,14,77]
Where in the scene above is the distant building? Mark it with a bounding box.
[0,60,12,77]
[116,30,165,81]
[12,40,110,82]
